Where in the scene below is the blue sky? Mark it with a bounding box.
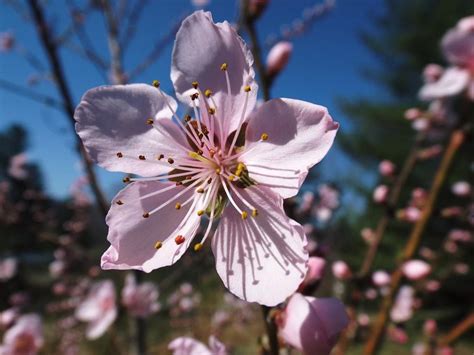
[0,0,383,199]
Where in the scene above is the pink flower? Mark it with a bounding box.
[390,285,414,323]
[372,270,391,287]
[420,16,474,101]
[0,314,43,355]
[373,185,389,204]
[451,181,471,197]
[75,280,117,339]
[378,160,395,176]
[402,260,431,280]
[74,11,338,306]
[168,336,227,355]
[423,319,437,336]
[331,260,351,280]
[423,64,444,83]
[278,293,349,355]
[0,258,17,282]
[299,256,325,291]
[404,108,423,121]
[7,153,28,180]
[266,41,293,77]
[387,326,408,344]
[121,274,160,318]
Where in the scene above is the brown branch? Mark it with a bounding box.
[363,129,466,355]
[120,0,151,51]
[437,312,474,347]
[101,0,125,84]
[27,0,109,217]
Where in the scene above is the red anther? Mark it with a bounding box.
[175,235,185,245]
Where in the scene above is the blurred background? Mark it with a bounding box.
[0,0,473,354]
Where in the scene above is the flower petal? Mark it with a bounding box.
[211,186,308,306]
[168,337,212,355]
[75,84,188,177]
[419,67,470,101]
[86,307,117,340]
[171,11,257,136]
[101,181,202,272]
[241,98,338,198]
[441,17,474,68]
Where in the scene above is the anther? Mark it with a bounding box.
[228,175,235,181]
[154,241,162,249]
[260,133,269,141]
[220,63,228,71]
[244,85,251,92]
[152,80,160,88]
[184,114,192,122]
[167,158,174,164]
[197,149,203,155]
[197,210,204,216]
[143,212,150,218]
[138,155,146,160]
[175,202,181,210]
[215,168,221,175]
[190,93,199,100]
[116,152,123,158]
[209,149,216,158]
[252,209,259,217]
[235,162,245,177]
[207,178,212,184]
[116,200,124,205]
[196,188,205,193]
[208,107,216,115]
[123,177,131,183]
[194,243,203,251]
[176,181,183,186]
[157,154,164,160]
[204,89,212,98]
[241,211,248,220]
[175,235,185,245]
[192,81,199,89]
[146,118,154,125]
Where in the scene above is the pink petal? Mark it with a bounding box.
[241,98,338,198]
[168,337,212,355]
[208,336,227,355]
[442,17,474,68]
[171,11,257,136]
[211,186,308,306]
[280,293,348,355]
[401,260,431,280]
[419,67,469,101]
[75,84,188,177]
[3,314,44,352]
[101,181,201,272]
[86,307,117,340]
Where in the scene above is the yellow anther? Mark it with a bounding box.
[152,80,160,88]
[154,241,163,249]
[123,177,131,183]
[252,209,259,217]
[260,133,269,141]
[204,89,212,98]
[197,210,204,216]
[215,167,221,175]
[184,114,192,122]
[228,175,235,181]
[143,212,150,218]
[175,202,181,210]
[244,85,251,92]
[241,211,248,220]
[194,243,203,251]
[196,188,205,193]
[220,63,228,71]
[146,118,154,125]
[208,107,216,115]
[116,200,124,205]
[192,81,199,89]
[235,162,245,177]
[116,152,123,158]
[139,155,146,160]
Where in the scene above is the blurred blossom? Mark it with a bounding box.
[378,160,396,176]
[314,184,340,222]
[398,206,421,223]
[423,319,437,337]
[49,260,66,278]
[331,260,351,280]
[277,293,348,355]
[423,64,444,83]
[417,144,443,160]
[390,285,414,323]
[0,309,18,329]
[298,256,325,292]
[372,270,391,287]
[121,274,160,318]
[180,282,193,295]
[411,188,427,208]
[451,181,471,197]
[0,258,17,282]
[266,41,293,77]
[191,0,210,7]
[7,153,28,180]
[357,313,370,327]
[9,293,29,307]
[360,228,376,244]
[402,260,431,280]
[443,240,458,254]
[453,262,469,275]
[364,288,377,300]
[411,118,429,131]
[75,280,117,339]
[298,191,314,214]
[0,31,15,52]
[404,108,423,121]
[373,185,389,204]
[425,280,441,292]
[0,314,43,355]
[387,325,408,344]
[440,206,463,218]
[448,229,472,243]
[169,335,226,355]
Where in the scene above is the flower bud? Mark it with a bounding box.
[378,160,396,176]
[332,260,352,280]
[401,260,431,280]
[266,41,293,77]
[248,0,269,19]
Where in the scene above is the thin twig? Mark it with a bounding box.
[363,129,466,355]
[437,312,474,347]
[120,0,151,51]
[27,0,109,217]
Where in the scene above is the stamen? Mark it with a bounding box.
[197,210,204,216]
[227,85,251,155]
[116,200,123,205]
[152,80,160,88]
[241,211,248,219]
[116,152,123,158]
[175,202,181,210]
[138,155,146,160]
[196,188,205,193]
[184,114,192,122]
[260,133,268,141]
[252,209,259,217]
[194,243,203,251]
[157,154,164,160]
[244,85,251,92]
[204,89,212,98]
[143,212,150,218]
[146,118,154,125]
[154,241,162,249]
[220,177,244,215]
[192,81,199,89]
[167,158,174,164]
[175,235,185,245]
[123,177,131,183]
[208,107,216,115]
[220,63,228,71]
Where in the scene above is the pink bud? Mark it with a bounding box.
[401,260,431,280]
[372,270,391,287]
[418,145,443,160]
[451,181,471,197]
[425,280,441,292]
[453,262,469,275]
[361,228,376,244]
[404,108,423,121]
[378,160,396,176]
[357,313,370,327]
[423,319,437,336]
[301,257,326,287]
[373,185,389,204]
[423,64,444,83]
[332,260,352,280]
[266,41,293,77]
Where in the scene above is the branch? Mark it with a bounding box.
[120,0,151,51]
[363,129,466,355]
[437,312,474,347]
[27,0,109,217]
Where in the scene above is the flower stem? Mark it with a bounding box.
[363,129,466,355]
[437,312,474,347]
